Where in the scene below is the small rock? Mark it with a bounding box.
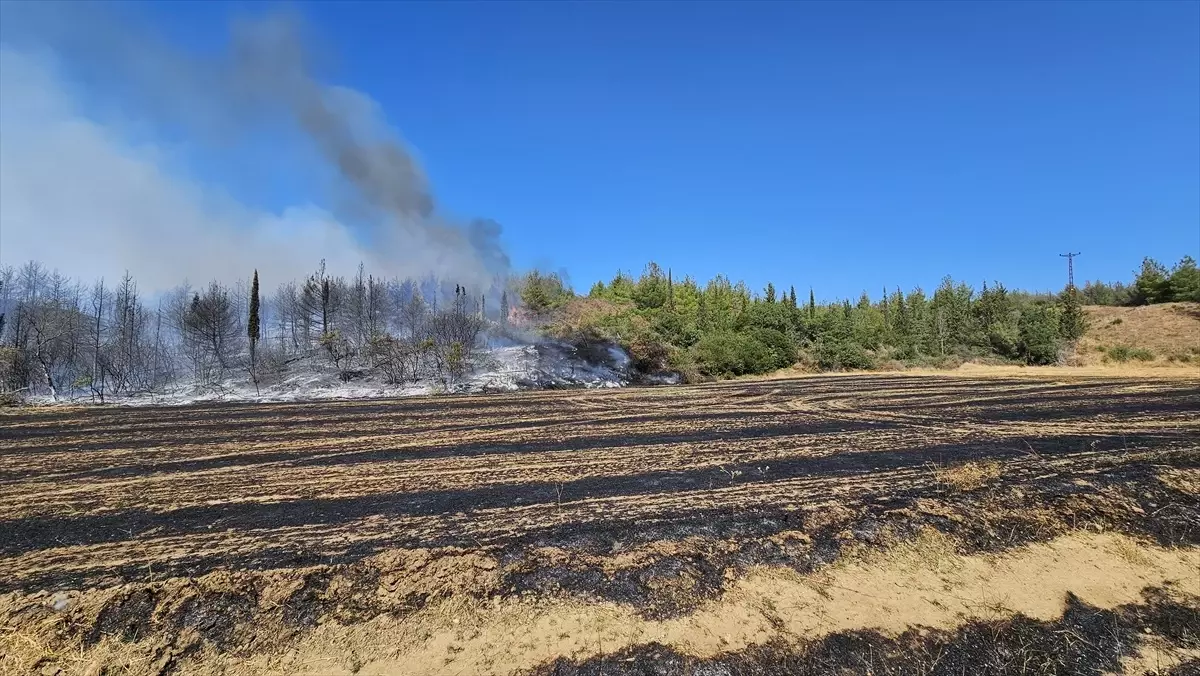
[40,666,63,676]
[82,661,103,676]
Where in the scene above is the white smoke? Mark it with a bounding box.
[0,8,508,293]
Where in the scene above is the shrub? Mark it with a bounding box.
[319,330,354,368]
[986,324,1021,359]
[745,327,796,370]
[628,332,671,373]
[1103,344,1152,362]
[693,332,775,377]
[815,339,874,371]
[1105,345,1132,362]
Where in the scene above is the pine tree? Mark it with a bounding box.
[1169,255,1200,302]
[881,285,890,327]
[808,288,816,319]
[1059,285,1086,342]
[499,290,510,327]
[1133,257,1171,305]
[788,286,797,309]
[764,283,776,304]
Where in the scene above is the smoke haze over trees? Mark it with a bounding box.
[0,6,509,292]
[0,261,496,401]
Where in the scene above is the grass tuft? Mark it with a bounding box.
[933,461,1002,491]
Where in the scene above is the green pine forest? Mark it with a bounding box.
[520,255,1200,380]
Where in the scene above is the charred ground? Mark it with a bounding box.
[1,372,1198,675]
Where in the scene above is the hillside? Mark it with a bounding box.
[1078,302,1200,366]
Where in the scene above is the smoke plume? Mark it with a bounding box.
[0,5,508,292]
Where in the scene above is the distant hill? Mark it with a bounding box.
[1079,302,1200,366]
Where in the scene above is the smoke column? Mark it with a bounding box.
[0,5,509,291]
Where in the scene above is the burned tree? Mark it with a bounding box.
[184,281,239,380]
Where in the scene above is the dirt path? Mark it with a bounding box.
[263,532,1197,676]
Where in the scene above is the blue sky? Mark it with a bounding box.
[2,1,1197,298]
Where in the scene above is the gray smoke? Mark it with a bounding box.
[228,14,437,219]
[0,5,509,289]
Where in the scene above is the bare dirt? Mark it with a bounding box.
[2,372,1198,675]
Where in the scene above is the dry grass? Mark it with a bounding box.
[1079,302,1200,364]
[1107,536,1154,568]
[758,301,1200,379]
[933,460,1002,491]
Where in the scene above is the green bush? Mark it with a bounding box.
[815,339,874,371]
[693,332,775,377]
[1105,345,1132,362]
[745,327,795,370]
[986,324,1021,359]
[1104,345,1153,362]
[1130,347,1154,361]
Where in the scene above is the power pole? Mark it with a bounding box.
[1059,252,1080,289]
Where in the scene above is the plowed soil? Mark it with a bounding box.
[2,372,1198,675]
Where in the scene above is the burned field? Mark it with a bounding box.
[2,373,1199,675]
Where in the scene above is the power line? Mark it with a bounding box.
[1059,252,1081,289]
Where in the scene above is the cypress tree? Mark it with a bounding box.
[248,270,261,346]
[788,286,797,309]
[248,270,261,392]
[808,288,816,319]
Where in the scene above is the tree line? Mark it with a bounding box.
[546,254,1197,380]
[0,261,511,401]
[2,253,1194,400]
[1078,256,1200,306]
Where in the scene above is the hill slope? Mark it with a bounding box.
[1079,302,1200,365]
